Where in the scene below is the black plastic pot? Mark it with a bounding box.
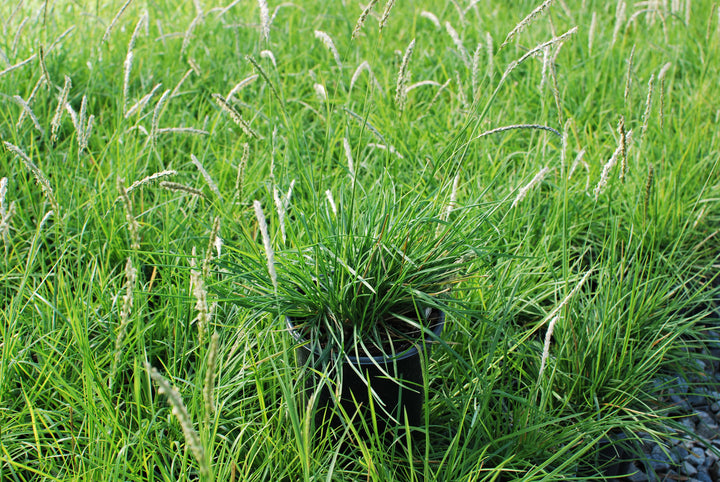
[288,309,445,436]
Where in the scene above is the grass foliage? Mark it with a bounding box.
[1,0,719,480]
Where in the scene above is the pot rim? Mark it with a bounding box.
[286,308,445,365]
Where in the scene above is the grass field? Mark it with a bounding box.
[1,0,719,480]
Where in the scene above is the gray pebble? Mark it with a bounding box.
[627,469,649,482]
[674,446,689,460]
[694,471,713,482]
[688,446,706,466]
[649,445,672,472]
[672,397,692,411]
[704,450,717,467]
[680,417,696,431]
[696,411,720,440]
[675,376,690,392]
[683,460,699,476]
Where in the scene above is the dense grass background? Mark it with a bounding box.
[1,0,719,480]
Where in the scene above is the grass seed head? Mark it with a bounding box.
[325,189,337,215]
[612,0,627,46]
[420,11,441,29]
[170,69,194,99]
[538,315,559,380]
[253,200,277,291]
[38,45,51,87]
[0,54,37,78]
[500,27,578,84]
[455,70,468,112]
[594,129,633,200]
[313,83,327,102]
[112,257,137,386]
[349,60,381,94]
[150,89,171,144]
[235,143,250,202]
[595,149,619,200]
[227,74,259,100]
[568,148,586,180]
[486,32,494,78]
[644,164,654,214]
[204,216,221,278]
[624,45,635,105]
[260,49,277,67]
[126,170,178,194]
[160,181,205,198]
[246,54,282,104]
[352,0,379,40]
[343,137,355,183]
[445,22,470,68]
[379,0,397,33]
[128,11,147,53]
[258,0,270,41]
[4,142,60,217]
[441,171,461,223]
[212,93,259,139]
[538,46,550,92]
[314,30,342,69]
[203,332,220,423]
[0,178,8,217]
[117,178,141,250]
[500,0,554,50]
[125,83,162,119]
[512,166,550,208]
[13,95,45,135]
[658,62,671,129]
[0,177,15,242]
[17,78,46,129]
[618,115,627,182]
[146,364,209,478]
[273,181,295,245]
[395,38,415,113]
[191,154,221,199]
[641,74,656,141]
[101,0,133,45]
[471,42,482,99]
[190,247,210,345]
[81,114,95,152]
[188,58,201,76]
[122,51,134,109]
[181,14,203,56]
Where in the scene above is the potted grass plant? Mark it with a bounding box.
[219,177,490,436]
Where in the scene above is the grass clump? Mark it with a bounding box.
[0,0,718,480]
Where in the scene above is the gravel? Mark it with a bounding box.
[597,317,720,482]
